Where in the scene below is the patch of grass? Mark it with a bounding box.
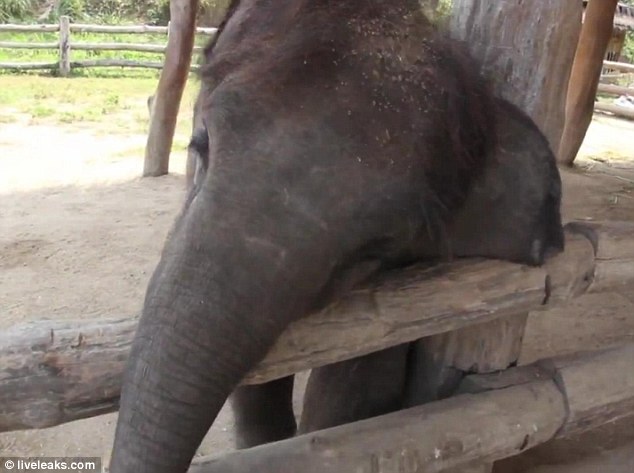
[28,104,56,118]
[0,75,198,142]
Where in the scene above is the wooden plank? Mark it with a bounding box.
[0,23,215,35]
[0,41,58,49]
[458,344,634,440]
[545,343,634,438]
[582,221,634,293]
[68,42,204,53]
[190,381,566,473]
[190,343,634,473]
[0,62,58,70]
[594,102,634,120]
[69,24,217,35]
[70,59,164,69]
[0,24,59,32]
[0,318,135,432]
[1,222,631,433]
[597,83,634,97]
[603,60,634,73]
[70,42,166,52]
[0,258,546,432]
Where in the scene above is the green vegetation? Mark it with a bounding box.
[624,32,634,63]
[0,75,198,148]
[0,0,230,24]
[0,28,211,79]
[0,0,227,78]
[0,30,169,78]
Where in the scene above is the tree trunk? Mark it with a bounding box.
[143,0,199,177]
[449,0,582,152]
[558,0,619,167]
[427,5,583,470]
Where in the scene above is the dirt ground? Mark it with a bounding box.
[1,114,633,471]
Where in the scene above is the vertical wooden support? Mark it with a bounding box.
[411,3,584,471]
[143,0,199,177]
[406,318,530,473]
[558,0,619,166]
[58,16,70,77]
[449,0,582,152]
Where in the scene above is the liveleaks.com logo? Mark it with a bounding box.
[1,457,101,472]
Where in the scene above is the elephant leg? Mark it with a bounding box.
[230,375,297,449]
[299,344,409,433]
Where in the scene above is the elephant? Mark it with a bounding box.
[110,1,564,472]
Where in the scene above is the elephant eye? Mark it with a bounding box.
[188,128,210,172]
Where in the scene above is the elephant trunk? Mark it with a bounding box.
[110,189,328,473]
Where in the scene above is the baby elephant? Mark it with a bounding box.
[110,1,563,472]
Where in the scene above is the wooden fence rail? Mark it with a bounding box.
[0,16,215,75]
[1,220,632,434]
[597,59,634,120]
[190,343,634,473]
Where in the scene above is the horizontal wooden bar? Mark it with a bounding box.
[0,222,611,433]
[603,60,634,73]
[0,41,58,49]
[70,59,164,69]
[190,343,634,473]
[597,83,634,97]
[0,61,58,70]
[0,24,59,32]
[594,102,634,120]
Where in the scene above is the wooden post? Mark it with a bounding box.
[558,0,619,166]
[58,15,70,77]
[143,0,199,177]
[408,5,584,470]
[449,1,582,152]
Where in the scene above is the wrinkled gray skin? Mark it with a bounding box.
[110,1,563,472]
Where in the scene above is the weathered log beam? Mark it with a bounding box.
[597,83,634,97]
[594,102,634,121]
[458,344,634,439]
[70,60,165,70]
[0,222,631,433]
[582,221,634,293]
[190,344,634,473]
[603,60,634,74]
[193,382,566,473]
[0,61,59,70]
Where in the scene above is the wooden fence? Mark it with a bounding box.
[597,60,634,120]
[0,16,216,76]
[1,220,634,473]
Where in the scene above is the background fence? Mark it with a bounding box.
[598,60,634,119]
[1,17,633,120]
[0,15,216,76]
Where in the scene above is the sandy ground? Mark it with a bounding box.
[1,114,633,470]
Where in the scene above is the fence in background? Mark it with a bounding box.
[1,17,633,121]
[597,60,634,119]
[0,16,216,76]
